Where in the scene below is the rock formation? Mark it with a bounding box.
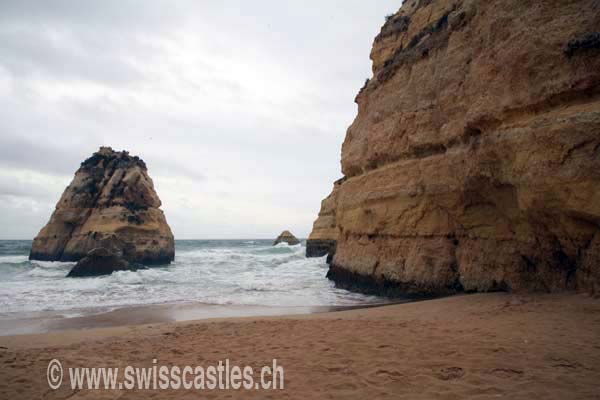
[306,179,342,263]
[30,147,175,264]
[67,248,131,277]
[273,230,300,246]
[308,0,600,296]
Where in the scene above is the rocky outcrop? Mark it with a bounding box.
[67,248,130,277]
[30,147,175,264]
[310,0,600,297]
[273,231,300,246]
[306,179,342,263]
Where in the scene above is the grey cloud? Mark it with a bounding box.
[0,0,195,87]
[0,26,146,86]
[0,179,59,201]
[0,0,400,239]
[0,0,185,31]
[0,135,81,176]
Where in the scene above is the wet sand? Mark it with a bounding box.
[1,292,599,399]
[0,301,396,336]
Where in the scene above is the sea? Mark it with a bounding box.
[0,240,386,334]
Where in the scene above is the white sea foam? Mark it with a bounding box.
[0,240,383,316]
[0,255,30,265]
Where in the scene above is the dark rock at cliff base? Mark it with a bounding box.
[273,231,300,246]
[29,146,175,265]
[326,263,457,299]
[306,239,337,264]
[67,248,130,277]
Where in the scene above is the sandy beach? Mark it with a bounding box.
[1,292,599,399]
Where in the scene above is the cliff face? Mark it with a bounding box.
[310,0,600,296]
[30,147,175,264]
[306,179,342,262]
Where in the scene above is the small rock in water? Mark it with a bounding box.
[273,230,300,246]
[67,247,131,277]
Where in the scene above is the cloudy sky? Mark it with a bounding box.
[0,0,399,239]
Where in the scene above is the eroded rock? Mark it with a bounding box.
[67,248,130,277]
[309,0,600,297]
[30,147,175,264]
[306,178,342,263]
[273,231,300,246]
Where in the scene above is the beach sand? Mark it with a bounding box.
[1,292,599,399]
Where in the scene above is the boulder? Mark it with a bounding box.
[273,230,300,246]
[29,147,175,265]
[309,0,600,297]
[67,248,130,277]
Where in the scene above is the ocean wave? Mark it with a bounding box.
[0,255,29,264]
[273,241,302,248]
[26,267,65,278]
[0,240,383,316]
[30,260,75,269]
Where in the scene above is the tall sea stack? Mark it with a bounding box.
[30,147,175,264]
[308,0,600,296]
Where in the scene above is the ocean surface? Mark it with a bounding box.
[0,240,384,323]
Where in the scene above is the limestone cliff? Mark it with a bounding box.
[30,147,175,264]
[306,178,342,263]
[309,0,600,296]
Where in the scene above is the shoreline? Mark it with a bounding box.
[0,299,402,337]
[1,292,599,398]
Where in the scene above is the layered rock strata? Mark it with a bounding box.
[30,147,175,264]
[309,0,600,296]
[306,179,342,263]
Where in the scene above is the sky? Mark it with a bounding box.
[0,0,399,239]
